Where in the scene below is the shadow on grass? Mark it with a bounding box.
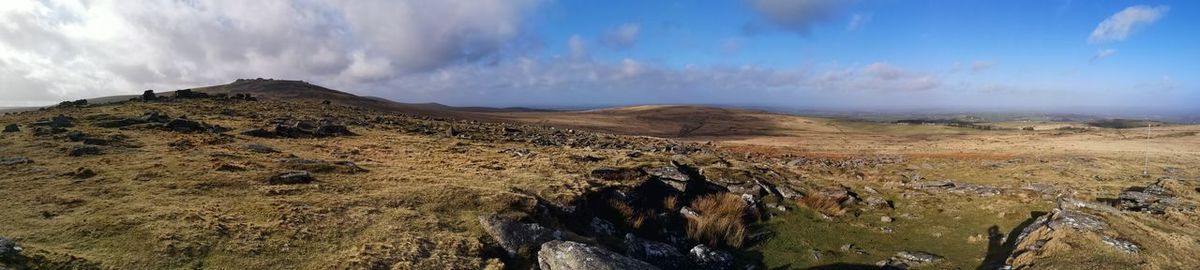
[977,211,1047,270]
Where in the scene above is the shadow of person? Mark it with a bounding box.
[977,211,1047,270]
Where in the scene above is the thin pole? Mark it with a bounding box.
[1143,122,1150,176]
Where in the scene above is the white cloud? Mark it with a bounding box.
[1093,48,1117,60]
[847,13,871,31]
[567,35,589,60]
[600,23,641,49]
[1089,5,1169,43]
[747,0,846,35]
[970,61,994,73]
[864,63,907,80]
[0,0,543,106]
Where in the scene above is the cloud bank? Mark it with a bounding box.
[0,0,542,105]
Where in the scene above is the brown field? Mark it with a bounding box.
[2,85,1198,269]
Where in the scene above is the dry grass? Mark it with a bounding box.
[608,198,648,229]
[686,193,748,248]
[799,192,846,217]
[663,195,679,210]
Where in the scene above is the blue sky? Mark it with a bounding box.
[0,0,1195,113]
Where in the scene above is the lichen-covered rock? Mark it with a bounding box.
[479,215,562,258]
[0,236,21,260]
[538,240,660,270]
[688,244,733,270]
[624,233,687,269]
[68,145,102,157]
[267,171,314,184]
[0,156,32,166]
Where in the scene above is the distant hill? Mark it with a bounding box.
[480,104,840,138]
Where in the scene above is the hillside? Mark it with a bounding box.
[483,105,840,138]
[2,82,1199,270]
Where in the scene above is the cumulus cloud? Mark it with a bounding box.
[746,0,847,35]
[600,23,641,50]
[0,0,542,105]
[1089,5,1169,43]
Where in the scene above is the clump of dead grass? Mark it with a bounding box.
[799,192,846,217]
[685,193,748,248]
[608,198,648,229]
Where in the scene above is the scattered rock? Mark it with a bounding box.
[168,139,194,150]
[68,145,101,157]
[688,244,733,270]
[538,240,660,270]
[66,167,97,179]
[314,124,355,137]
[864,196,893,209]
[591,167,645,181]
[589,217,617,237]
[624,233,687,269]
[1116,180,1197,213]
[3,124,18,132]
[878,251,944,269]
[267,171,314,185]
[244,143,279,154]
[239,128,275,138]
[173,89,208,99]
[881,216,894,223]
[479,215,563,257]
[30,115,74,128]
[1,156,32,166]
[215,163,247,172]
[165,119,206,133]
[1100,236,1140,253]
[0,236,21,259]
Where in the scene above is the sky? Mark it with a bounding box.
[0,0,1196,114]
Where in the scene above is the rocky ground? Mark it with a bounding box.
[2,87,1199,269]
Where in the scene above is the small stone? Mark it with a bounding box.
[689,244,733,270]
[267,171,314,184]
[881,216,894,223]
[0,156,32,166]
[69,145,101,156]
[0,236,21,258]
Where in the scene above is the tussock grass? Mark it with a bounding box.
[799,192,845,217]
[686,193,748,248]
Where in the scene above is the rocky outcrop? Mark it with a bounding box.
[877,251,944,269]
[537,240,660,270]
[479,215,563,258]
[623,233,688,269]
[1117,179,1196,213]
[267,171,314,185]
[0,236,21,260]
[688,244,733,270]
[68,145,101,157]
[907,180,1000,196]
